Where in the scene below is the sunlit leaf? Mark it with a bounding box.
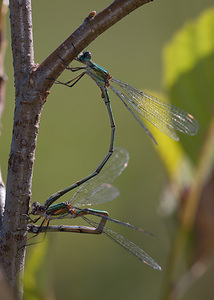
[163,8,214,165]
[23,240,49,300]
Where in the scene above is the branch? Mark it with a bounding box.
[0,268,17,300]
[34,0,152,91]
[0,1,8,226]
[0,169,5,228]
[0,0,36,295]
[0,1,7,124]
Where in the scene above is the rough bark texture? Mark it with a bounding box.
[0,1,8,225]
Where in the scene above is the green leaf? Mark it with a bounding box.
[163,8,214,165]
[142,93,186,179]
[23,239,49,300]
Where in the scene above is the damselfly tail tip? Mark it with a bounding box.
[139,228,156,238]
[146,129,158,145]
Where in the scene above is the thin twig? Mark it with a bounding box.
[35,0,153,92]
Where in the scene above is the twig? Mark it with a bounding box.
[35,0,153,92]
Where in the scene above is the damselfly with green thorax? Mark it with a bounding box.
[30,147,129,226]
[55,51,199,146]
[52,50,199,203]
[28,148,161,270]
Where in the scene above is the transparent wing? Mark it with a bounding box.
[82,217,161,270]
[78,210,154,236]
[103,227,161,270]
[74,184,120,207]
[69,147,129,206]
[110,77,199,141]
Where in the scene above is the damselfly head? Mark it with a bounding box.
[77,51,92,64]
[30,202,46,216]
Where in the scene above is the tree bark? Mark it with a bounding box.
[0,1,8,226]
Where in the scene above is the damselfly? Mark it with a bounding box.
[52,51,199,205]
[28,148,161,270]
[29,147,129,227]
[56,51,199,145]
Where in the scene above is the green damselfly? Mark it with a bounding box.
[30,147,129,227]
[28,148,161,270]
[56,51,199,145]
[52,51,199,204]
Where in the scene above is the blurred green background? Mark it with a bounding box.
[1,0,214,299]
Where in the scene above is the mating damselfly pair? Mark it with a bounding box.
[28,50,199,270]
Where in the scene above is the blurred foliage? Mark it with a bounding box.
[150,8,214,175]
[152,8,214,300]
[162,5,214,241]
[163,8,214,165]
[23,239,49,300]
[1,1,214,300]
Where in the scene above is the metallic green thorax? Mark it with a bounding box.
[77,51,111,89]
[46,202,109,219]
[46,202,73,216]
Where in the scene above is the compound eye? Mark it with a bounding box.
[80,51,91,62]
[32,202,38,210]
[85,51,92,60]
